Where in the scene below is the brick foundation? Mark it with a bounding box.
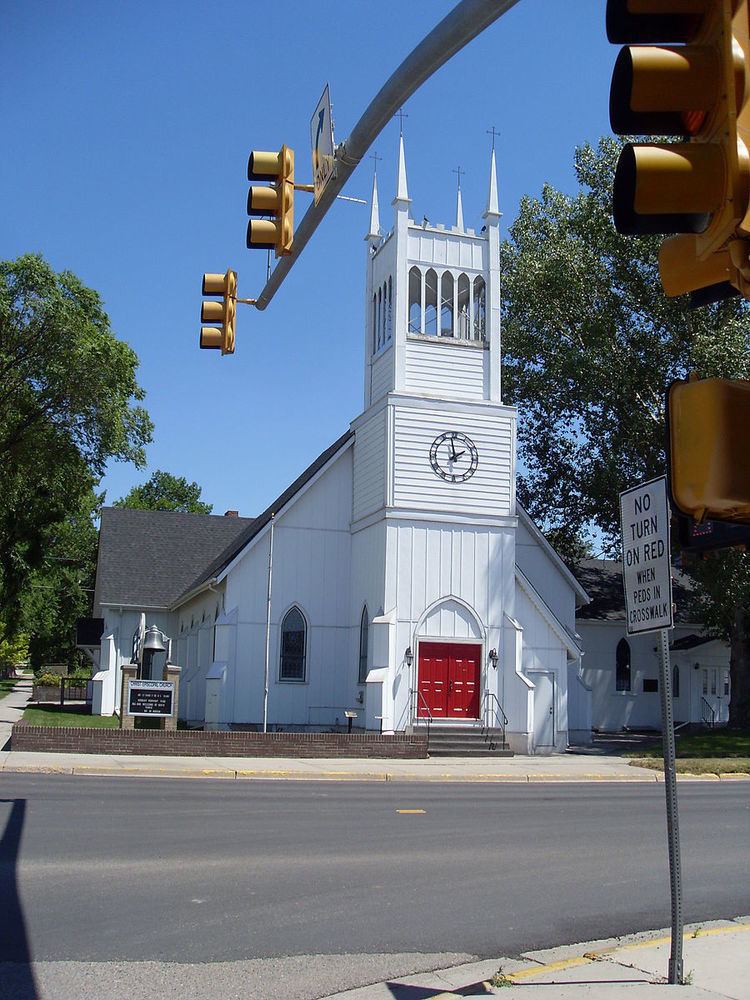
[10,724,428,758]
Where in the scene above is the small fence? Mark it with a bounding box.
[33,678,92,707]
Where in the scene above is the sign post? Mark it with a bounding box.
[620,476,683,985]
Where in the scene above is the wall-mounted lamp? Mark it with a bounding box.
[489,648,499,669]
[405,646,413,667]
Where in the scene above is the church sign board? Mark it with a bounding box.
[127,680,174,717]
[619,476,673,635]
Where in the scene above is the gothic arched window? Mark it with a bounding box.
[376,287,382,350]
[280,606,306,681]
[457,273,470,338]
[616,637,631,692]
[472,275,486,341]
[425,268,438,336]
[440,271,454,337]
[408,266,422,334]
[386,277,393,342]
[358,605,369,684]
[372,293,377,353]
[381,281,388,346]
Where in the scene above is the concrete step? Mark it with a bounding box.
[422,726,513,758]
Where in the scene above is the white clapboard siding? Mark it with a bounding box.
[393,405,514,516]
[407,231,486,271]
[353,408,386,522]
[370,346,393,402]
[405,339,487,400]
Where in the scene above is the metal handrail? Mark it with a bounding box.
[481,690,508,747]
[700,696,716,729]
[411,687,433,742]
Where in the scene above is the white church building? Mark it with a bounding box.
[91,141,593,754]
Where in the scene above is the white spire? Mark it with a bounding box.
[366,171,381,241]
[484,148,501,219]
[456,185,464,229]
[393,134,410,204]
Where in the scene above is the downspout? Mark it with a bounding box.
[262,514,275,733]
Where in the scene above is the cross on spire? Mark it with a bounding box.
[369,151,382,175]
[486,126,501,151]
[452,165,465,190]
[395,108,408,135]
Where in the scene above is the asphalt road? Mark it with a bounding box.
[1,775,748,999]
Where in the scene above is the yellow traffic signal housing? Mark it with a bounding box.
[246,146,294,258]
[199,270,237,355]
[667,376,750,523]
[607,0,750,302]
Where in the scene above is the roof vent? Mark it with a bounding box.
[224,509,239,517]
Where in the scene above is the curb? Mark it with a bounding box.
[1,762,747,782]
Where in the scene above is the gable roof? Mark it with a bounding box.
[576,558,696,624]
[516,505,591,605]
[94,507,255,611]
[174,429,355,605]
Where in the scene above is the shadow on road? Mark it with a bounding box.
[0,798,38,999]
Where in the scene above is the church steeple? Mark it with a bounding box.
[456,185,464,230]
[483,148,501,220]
[393,135,410,205]
[366,171,381,244]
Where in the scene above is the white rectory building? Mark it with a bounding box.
[91,140,592,753]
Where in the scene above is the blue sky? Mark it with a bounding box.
[2,0,614,518]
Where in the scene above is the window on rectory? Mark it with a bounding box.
[711,669,717,695]
[280,606,306,681]
[425,268,438,335]
[724,671,730,696]
[440,271,454,337]
[408,266,421,334]
[672,664,679,698]
[702,668,708,695]
[358,605,369,684]
[472,275,486,340]
[643,678,658,693]
[615,637,631,692]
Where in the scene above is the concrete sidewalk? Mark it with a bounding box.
[2,680,748,782]
[1,745,748,782]
[324,918,750,998]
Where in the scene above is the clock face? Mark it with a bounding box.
[429,431,479,483]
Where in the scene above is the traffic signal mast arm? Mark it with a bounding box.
[249,0,519,310]
[607,0,750,304]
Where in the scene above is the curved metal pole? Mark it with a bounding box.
[255,0,520,310]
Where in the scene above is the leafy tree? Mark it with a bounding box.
[114,470,212,514]
[0,254,152,628]
[500,137,750,726]
[20,489,100,670]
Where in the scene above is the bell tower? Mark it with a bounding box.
[362,138,503,409]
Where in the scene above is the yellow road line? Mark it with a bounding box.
[396,808,426,814]
[494,922,750,985]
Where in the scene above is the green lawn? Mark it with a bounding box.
[630,729,750,759]
[22,705,119,728]
[630,757,750,775]
[0,677,19,700]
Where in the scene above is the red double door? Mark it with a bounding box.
[417,642,481,719]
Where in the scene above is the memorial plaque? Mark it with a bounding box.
[127,679,174,717]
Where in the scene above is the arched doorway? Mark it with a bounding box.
[415,598,483,720]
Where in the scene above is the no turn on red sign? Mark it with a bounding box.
[619,476,674,636]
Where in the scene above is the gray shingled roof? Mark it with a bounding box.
[175,429,354,604]
[94,508,255,611]
[576,559,696,624]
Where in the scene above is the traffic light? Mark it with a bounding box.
[673,512,750,552]
[199,270,237,355]
[607,0,750,302]
[666,376,750,523]
[246,145,294,257]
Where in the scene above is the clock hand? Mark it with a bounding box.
[453,450,465,461]
[450,438,458,462]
